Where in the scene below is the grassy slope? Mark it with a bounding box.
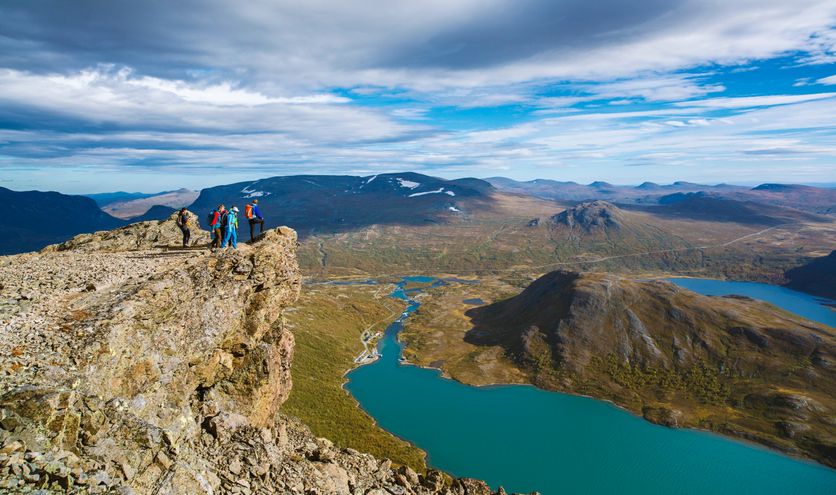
[282,283,426,470]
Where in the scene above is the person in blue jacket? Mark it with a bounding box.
[245,199,265,242]
[221,206,239,249]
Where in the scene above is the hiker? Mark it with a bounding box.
[176,208,191,247]
[221,206,239,249]
[209,204,225,248]
[245,199,265,242]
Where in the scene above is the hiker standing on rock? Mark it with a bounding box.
[245,199,265,242]
[221,206,239,249]
[176,208,191,247]
[209,204,225,248]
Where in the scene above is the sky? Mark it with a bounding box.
[1,0,836,193]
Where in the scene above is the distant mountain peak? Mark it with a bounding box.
[636,181,660,189]
[752,183,809,192]
[551,200,624,231]
[658,191,710,204]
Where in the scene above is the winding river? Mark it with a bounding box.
[345,276,836,494]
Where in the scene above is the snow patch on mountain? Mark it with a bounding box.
[409,188,445,197]
[240,184,270,198]
[396,178,420,189]
[243,191,268,198]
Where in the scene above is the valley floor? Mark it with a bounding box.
[282,281,427,471]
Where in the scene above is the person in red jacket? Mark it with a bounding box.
[209,204,225,248]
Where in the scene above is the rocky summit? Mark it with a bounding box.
[550,201,624,231]
[0,216,511,494]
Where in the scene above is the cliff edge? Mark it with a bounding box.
[0,217,509,494]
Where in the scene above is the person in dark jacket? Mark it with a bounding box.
[176,208,191,247]
[245,199,265,241]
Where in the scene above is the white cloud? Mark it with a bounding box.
[675,93,836,109]
[585,75,725,102]
[2,1,836,189]
[127,75,348,106]
[0,67,415,143]
[3,1,836,92]
[390,108,429,120]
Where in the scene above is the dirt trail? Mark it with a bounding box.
[515,224,789,272]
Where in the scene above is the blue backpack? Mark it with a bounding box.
[206,210,216,227]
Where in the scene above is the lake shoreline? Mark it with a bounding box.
[344,274,836,493]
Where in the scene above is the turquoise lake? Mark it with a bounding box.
[666,277,835,327]
[345,277,836,494]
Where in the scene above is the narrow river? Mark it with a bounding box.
[345,276,836,494]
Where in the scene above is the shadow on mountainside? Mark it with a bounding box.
[463,271,579,358]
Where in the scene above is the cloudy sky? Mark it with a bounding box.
[1,0,836,193]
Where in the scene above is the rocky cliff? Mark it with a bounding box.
[0,217,510,494]
[465,271,836,467]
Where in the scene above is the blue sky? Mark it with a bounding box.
[1,0,835,193]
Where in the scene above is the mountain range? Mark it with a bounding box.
[0,186,126,255]
[487,178,836,215]
[188,173,492,237]
[2,174,834,289]
[97,188,198,219]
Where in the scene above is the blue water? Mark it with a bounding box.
[666,278,835,327]
[345,277,836,494]
[462,298,486,305]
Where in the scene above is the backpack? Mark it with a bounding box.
[206,210,216,227]
[221,211,229,228]
[244,204,253,219]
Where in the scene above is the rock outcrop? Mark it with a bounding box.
[42,210,209,253]
[1,222,514,493]
[465,271,836,467]
[550,201,624,231]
